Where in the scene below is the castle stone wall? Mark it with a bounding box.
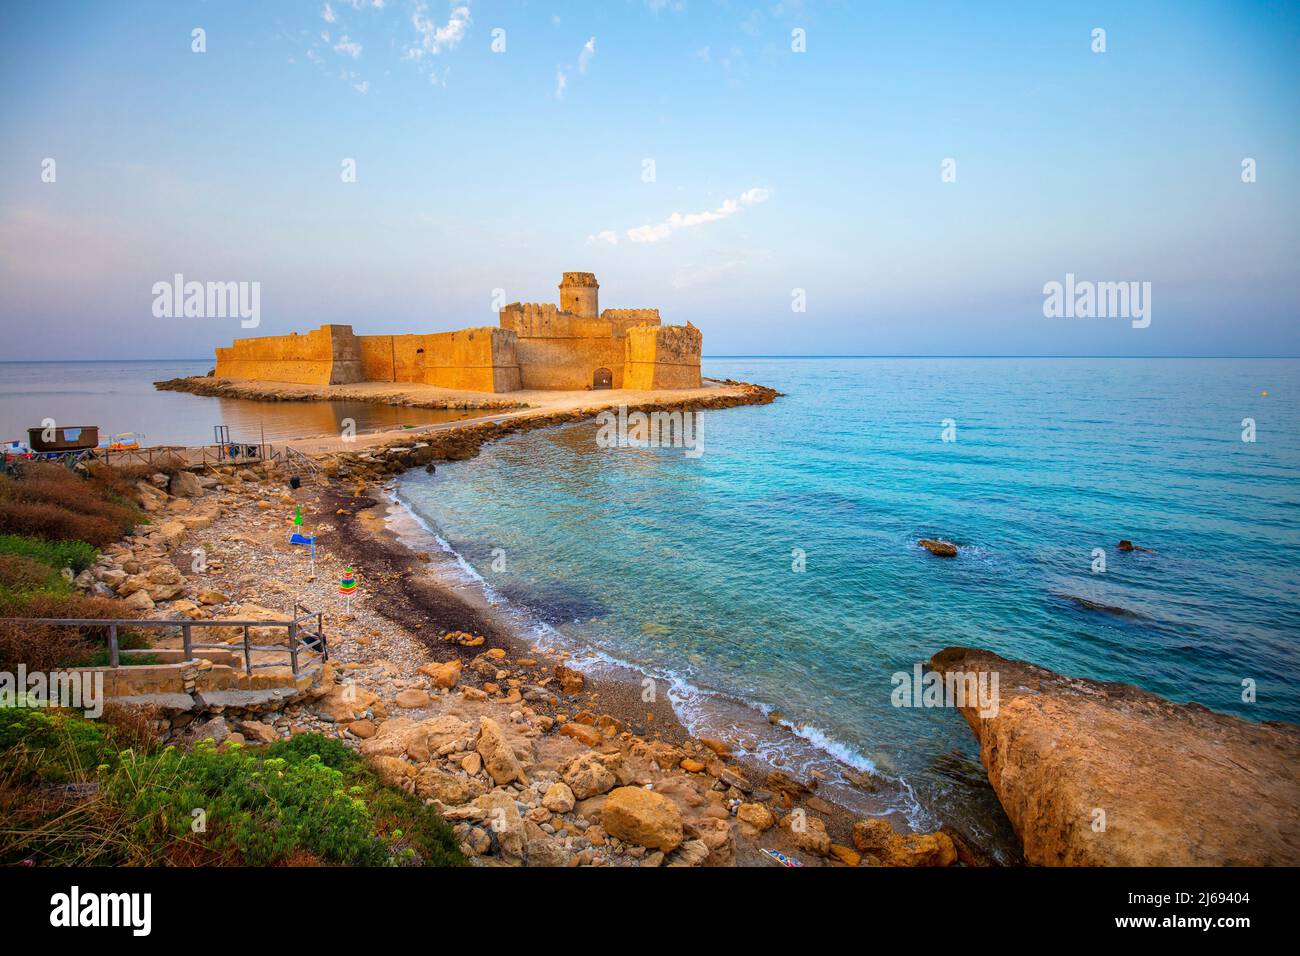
[358,328,520,392]
[211,273,699,393]
[623,323,703,390]
[214,324,364,385]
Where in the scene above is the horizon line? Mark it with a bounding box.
[2,355,1299,364]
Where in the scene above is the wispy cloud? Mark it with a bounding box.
[589,188,771,245]
[556,35,596,99]
[334,34,362,58]
[322,3,337,24]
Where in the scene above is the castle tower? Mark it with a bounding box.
[559,272,599,318]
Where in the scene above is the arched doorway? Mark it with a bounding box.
[593,367,612,389]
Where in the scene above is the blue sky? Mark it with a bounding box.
[0,0,1296,359]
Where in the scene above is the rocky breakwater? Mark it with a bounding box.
[931,647,1300,866]
[310,381,782,482]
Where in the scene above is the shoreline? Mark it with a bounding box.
[125,375,988,865]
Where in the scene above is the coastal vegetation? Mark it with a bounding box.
[0,707,466,866]
[0,462,153,671]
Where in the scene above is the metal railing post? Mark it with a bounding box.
[288,620,299,675]
[182,624,193,661]
[108,624,119,668]
[242,625,252,676]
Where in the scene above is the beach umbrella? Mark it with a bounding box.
[339,565,358,612]
[289,506,314,574]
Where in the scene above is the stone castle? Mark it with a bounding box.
[212,273,702,393]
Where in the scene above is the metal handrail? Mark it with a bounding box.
[10,611,326,677]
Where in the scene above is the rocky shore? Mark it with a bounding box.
[76,378,975,867]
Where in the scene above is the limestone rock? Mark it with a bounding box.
[780,811,831,856]
[602,786,684,852]
[418,659,462,689]
[918,538,958,557]
[554,663,585,695]
[394,688,432,709]
[542,781,576,813]
[237,720,278,744]
[687,816,735,866]
[851,818,956,867]
[366,754,414,788]
[736,802,776,832]
[559,722,602,747]
[416,768,482,806]
[347,719,376,739]
[476,790,525,860]
[121,589,155,612]
[930,646,1300,866]
[476,717,526,786]
[169,470,206,498]
[562,751,619,800]
[666,839,709,867]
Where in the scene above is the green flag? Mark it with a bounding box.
[294,505,302,526]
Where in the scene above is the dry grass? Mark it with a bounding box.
[0,463,142,548]
[0,553,61,591]
[0,594,131,672]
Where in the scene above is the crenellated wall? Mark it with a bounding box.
[499,302,627,389]
[624,323,703,390]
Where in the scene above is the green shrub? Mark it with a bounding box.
[0,534,97,574]
[0,710,466,868]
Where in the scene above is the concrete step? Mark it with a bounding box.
[112,693,197,713]
[192,687,305,711]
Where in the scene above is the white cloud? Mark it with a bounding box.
[408,2,471,58]
[578,36,596,73]
[587,230,619,245]
[353,79,370,93]
[602,188,771,244]
[334,35,362,58]
[322,3,337,23]
[555,70,568,99]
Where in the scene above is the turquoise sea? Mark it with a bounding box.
[392,358,1300,857]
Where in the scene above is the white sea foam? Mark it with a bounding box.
[386,479,926,823]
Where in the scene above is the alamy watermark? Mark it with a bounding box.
[891,663,999,718]
[1,666,104,718]
[1043,273,1151,329]
[595,406,704,459]
[152,274,260,328]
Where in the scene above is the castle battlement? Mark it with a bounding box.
[212,273,700,393]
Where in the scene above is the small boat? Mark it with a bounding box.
[101,432,143,451]
[2,439,34,460]
[27,425,100,453]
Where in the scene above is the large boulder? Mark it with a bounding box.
[779,811,831,856]
[601,786,684,852]
[476,717,527,786]
[475,790,525,860]
[851,818,956,867]
[562,751,619,800]
[169,470,206,498]
[415,768,483,806]
[931,646,1300,866]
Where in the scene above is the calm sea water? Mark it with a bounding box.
[0,361,484,446]
[392,358,1300,855]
